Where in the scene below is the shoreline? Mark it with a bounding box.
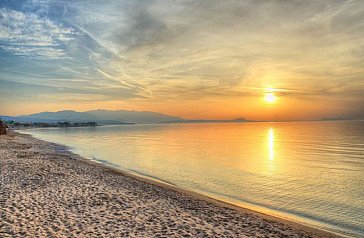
[1,132,345,237]
[89,159,345,238]
[64,143,347,238]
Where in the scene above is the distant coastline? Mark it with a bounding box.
[0,109,254,126]
[2,109,362,126]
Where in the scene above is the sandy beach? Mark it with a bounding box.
[0,132,342,238]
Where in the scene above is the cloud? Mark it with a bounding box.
[1,0,364,118]
[0,78,140,102]
[0,7,75,59]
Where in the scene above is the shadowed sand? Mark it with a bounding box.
[0,132,342,237]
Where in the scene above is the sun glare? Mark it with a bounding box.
[268,128,274,161]
[264,92,277,103]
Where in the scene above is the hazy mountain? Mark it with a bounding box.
[0,115,63,123]
[22,110,98,121]
[86,109,185,124]
[13,110,128,125]
[12,109,185,124]
[320,117,350,121]
[3,109,253,125]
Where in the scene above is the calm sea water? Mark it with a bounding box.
[24,121,364,237]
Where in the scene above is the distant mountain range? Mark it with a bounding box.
[3,110,358,125]
[0,109,252,125]
[85,109,184,124]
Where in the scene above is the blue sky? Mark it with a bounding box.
[1,0,364,120]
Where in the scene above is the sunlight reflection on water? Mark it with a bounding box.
[268,127,274,161]
[25,121,364,237]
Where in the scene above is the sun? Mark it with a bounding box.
[264,92,277,103]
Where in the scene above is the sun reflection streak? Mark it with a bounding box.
[268,128,274,161]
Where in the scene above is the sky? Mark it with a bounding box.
[0,0,364,120]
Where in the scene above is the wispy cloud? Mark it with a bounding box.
[0,7,75,59]
[97,68,153,97]
[1,0,364,119]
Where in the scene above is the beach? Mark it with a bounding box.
[0,132,341,238]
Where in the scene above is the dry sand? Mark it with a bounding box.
[0,132,342,237]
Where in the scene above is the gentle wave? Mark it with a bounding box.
[24,121,364,237]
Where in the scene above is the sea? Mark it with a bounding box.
[23,120,364,237]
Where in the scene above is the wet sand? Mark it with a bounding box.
[0,132,342,237]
